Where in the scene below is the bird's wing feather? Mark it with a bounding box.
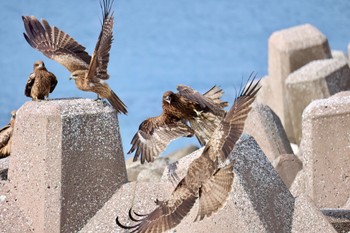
[189,112,223,146]
[22,16,91,73]
[202,85,229,108]
[205,78,261,163]
[177,85,226,116]
[25,72,36,97]
[195,161,234,221]
[0,125,11,149]
[116,179,197,233]
[128,115,194,164]
[87,0,114,80]
[194,77,260,220]
[48,72,58,93]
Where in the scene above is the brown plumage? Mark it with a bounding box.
[128,85,228,164]
[22,0,127,114]
[116,77,261,233]
[0,111,16,158]
[25,60,57,100]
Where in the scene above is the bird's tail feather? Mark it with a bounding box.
[195,161,234,221]
[107,90,127,114]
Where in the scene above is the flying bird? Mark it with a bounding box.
[22,0,127,114]
[116,77,260,233]
[0,111,16,158]
[128,85,228,164]
[25,60,58,100]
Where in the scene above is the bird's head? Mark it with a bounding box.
[33,60,45,70]
[163,91,174,104]
[69,70,85,80]
[10,110,16,119]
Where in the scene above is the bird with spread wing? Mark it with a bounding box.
[116,77,260,232]
[128,85,228,164]
[0,110,16,158]
[22,0,127,114]
[25,60,57,100]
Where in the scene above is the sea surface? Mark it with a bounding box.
[1,0,350,159]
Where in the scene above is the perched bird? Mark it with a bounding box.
[22,0,127,114]
[128,85,228,164]
[116,77,260,233]
[0,111,16,158]
[25,60,58,100]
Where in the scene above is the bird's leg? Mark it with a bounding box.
[95,94,102,101]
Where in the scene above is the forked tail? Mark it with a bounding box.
[107,90,127,114]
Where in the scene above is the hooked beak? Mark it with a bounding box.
[165,96,171,104]
[69,76,74,80]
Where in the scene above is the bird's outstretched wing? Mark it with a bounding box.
[205,76,260,163]
[87,0,114,81]
[117,76,261,232]
[195,161,234,221]
[202,85,229,109]
[116,179,198,233]
[177,85,227,117]
[22,16,91,73]
[128,115,195,164]
[183,85,228,145]
[194,75,260,221]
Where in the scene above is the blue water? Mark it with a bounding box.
[1,0,350,159]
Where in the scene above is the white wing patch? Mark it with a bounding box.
[137,131,147,144]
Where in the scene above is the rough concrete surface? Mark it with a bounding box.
[286,58,350,144]
[6,98,127,233]
[331,50,348,62]
[0,181,33,232]
[322,208,350,233]
[272,153,302,188]
[244,103,293,162]
[268,23,332,143]
[83,135,336,233]
[301,93,350,208]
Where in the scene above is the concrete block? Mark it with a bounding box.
[268,24,332,143]
[286,58,350,144]
[301,93,350,208]
[292,195,337,233]
[81,181,175,233]
[255,75,277,109]
[126,145,198,182]
[244,103,293,161]
[321,209,350,233]
[78,135,336,232]
[8,98,127,233]
[272,154,302,189]
[0,182,33,233]
[332,50,348,62]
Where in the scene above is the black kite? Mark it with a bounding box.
[116,77,260,232]
[22,0,127,114]
[128,85,228,164]
[25,60,57,100]
[0,110,16,158]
